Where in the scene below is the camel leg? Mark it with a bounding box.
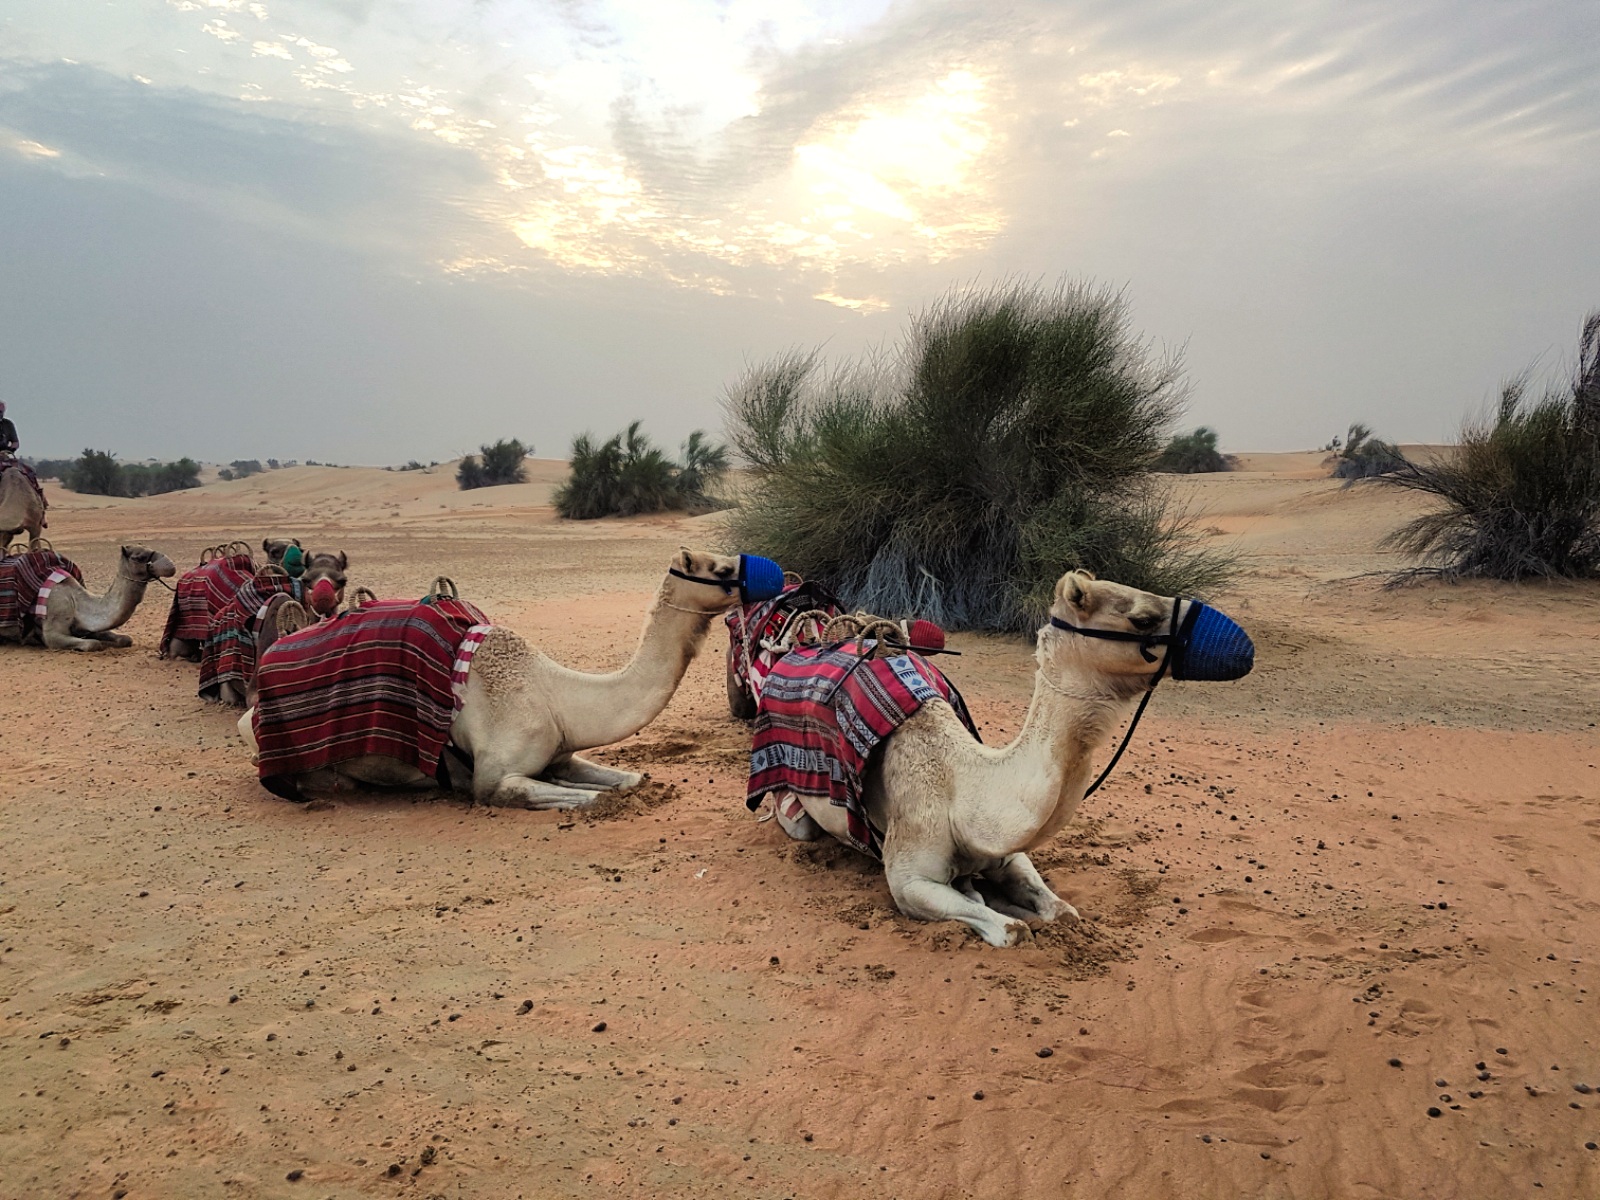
[980,854,1081,924]
[217,681,247,708]
[884,846,1032,948]
[772,792,823,842]
[541,753,643,791]
[41,624,114,652]
[476,771,603,810]
[84,630,133,648]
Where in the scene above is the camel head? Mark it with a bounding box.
[120,544,177,583]
[1042,570,1253,688]
[662,547,750,614]
[262,538,302,566]
[286,550,352,614]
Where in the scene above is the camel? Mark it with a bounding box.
[764,571,1254,947]
[1,545,177,651]
[162,539,340,661]
[238,548,759,807]
[0,464,45,550]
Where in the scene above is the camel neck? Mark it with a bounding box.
[552,589,715,751]
[986,666,1141,850]
[69,562,151,634]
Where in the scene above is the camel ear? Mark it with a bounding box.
[1055,570,1098,616]
[334,551,348,570]
[262,538,272,553]
[679,546,695,573]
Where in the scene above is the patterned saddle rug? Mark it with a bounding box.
[160,552,255,657]
[725,579,843,705]
[746,643,979,858]
[251,597,492,794]
[198,571,302,700]
[0,550,82,638]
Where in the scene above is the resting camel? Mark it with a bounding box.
[239,548,770,807]
[162,539,339,661]
[766,571,1254,947]
[0,464,45,550]
[2,545,177,651]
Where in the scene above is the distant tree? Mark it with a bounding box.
[65,449,123,496]
[267,458,281,469]
[24,457,76,481]
[60,449,200,496]
[457,438,531,490]
[1155,427,1229,473]
[1332,424,1405,480]
[554,422,729,519]
[229,459,264,479]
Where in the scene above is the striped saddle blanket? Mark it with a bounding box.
[251,597,492,790]
[198,572,301,700]
[746,643,978,858]
[160,553,254,656]
[0,550,82,635]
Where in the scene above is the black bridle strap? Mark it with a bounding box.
[669,567,737,592]
[1056,596,1182,799]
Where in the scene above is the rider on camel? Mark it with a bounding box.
[0,401,49,521]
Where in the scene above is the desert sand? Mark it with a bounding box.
[2,456,1598,1199]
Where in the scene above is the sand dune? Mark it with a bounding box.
[3,458,1598,1199]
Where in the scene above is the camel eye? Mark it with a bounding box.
[1129,613,1160,632]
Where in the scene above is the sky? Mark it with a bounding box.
[2,0,1597,464]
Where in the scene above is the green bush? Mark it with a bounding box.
[1156,427,1229,473]
[553,421,729,519]
[723,280,1231,632]
[1381,313,1600,581]
[457,438,530,490]
[62,449,201,497]
[1331,424,1405,480]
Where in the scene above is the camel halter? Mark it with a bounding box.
[1049,596,1183,800]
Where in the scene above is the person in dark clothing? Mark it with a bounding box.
[0,401,48,522]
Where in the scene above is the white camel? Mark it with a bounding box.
[770,571,1252,947]
[239,548,749,807]
[9,545,177,651]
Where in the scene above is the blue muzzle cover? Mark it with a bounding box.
[738,554,785,603]
[1168,601,1254,681]
[668,554,786,604]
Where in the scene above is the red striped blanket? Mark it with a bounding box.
[252,597,492,790]
[160,553,254,656]
[0,550,83,637]
[198,571,300,700]
[746,643,979,858]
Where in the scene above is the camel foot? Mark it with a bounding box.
[981,854,1080,925]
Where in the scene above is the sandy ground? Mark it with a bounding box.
[3,456,1599,1200]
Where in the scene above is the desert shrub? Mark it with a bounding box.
[1331,424,1405,480]
[1381,313,1600,581]
[724,280,1231,632]
[457,438,530,490]
[229,459,264,479]
[61,449,200,496]
[64,449,123,495]
[1156,426,1229,473]
[554,421,729,519]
